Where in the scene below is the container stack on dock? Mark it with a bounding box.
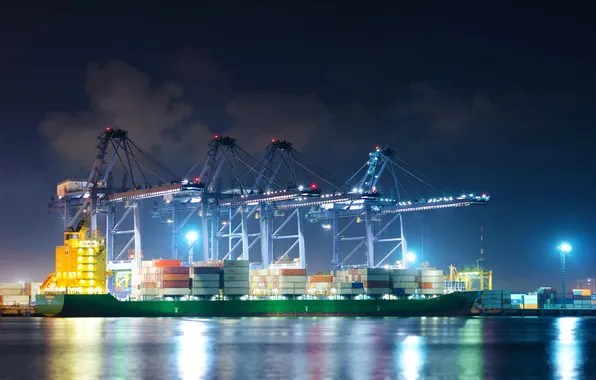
[572,289,592,309]
[132,260,190,299]
[0,282,40,306]
[480,290,512,309]
[249,268,307,296]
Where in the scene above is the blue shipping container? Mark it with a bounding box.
[392,288,405,295]
[352,282,364,289]
[591,295,596,301]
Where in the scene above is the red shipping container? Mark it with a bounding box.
[310,275,333,283]
[161,266,189,275]
[154,259,182,267]
[162,280,189,289]
[421,282,433,289]
[279,269,307,276]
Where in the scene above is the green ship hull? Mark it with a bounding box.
[35,291,480,317]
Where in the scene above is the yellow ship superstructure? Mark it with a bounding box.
[54,223,107,294]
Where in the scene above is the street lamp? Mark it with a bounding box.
[186,231,198,264]
[558,242,572,301]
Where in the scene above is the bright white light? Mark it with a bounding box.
[298,185,304,191]
[321,224,331,230]
[406,252,416,262]
[559,243,572,253]
[186,231,198,243]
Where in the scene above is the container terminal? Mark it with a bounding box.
[1,128,588,317]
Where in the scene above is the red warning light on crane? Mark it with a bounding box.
[375,146,379,150]
[310,183,317,189]
[214,135,219,139]
[194,177,200,183]
[271,138,275,142]
[106,126,111,131]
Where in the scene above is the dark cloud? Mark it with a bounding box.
[390,82,495,135]
[226,91,332,153]
[38,60,208,169]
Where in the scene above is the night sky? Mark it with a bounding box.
[0,3,594,291]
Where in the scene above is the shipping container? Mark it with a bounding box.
[223,266,250,274]
[191,280,220,288]
[223,281,250,288]
[192,267,221,275]
[223,274,249,281]
[223,260,250,267]
[352,282,364,289]
[192,274,220,281]
[279,269,307,276]
[161,266,189,275]
[153,259,182,267]
[277,275,307,283]
[1,295,30,306]
[161,280,189,289]
[0,283,23,289]
[161,274,189,281]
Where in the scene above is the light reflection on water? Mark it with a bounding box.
[0,317,595,379]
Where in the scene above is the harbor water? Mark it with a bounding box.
[1,316,595,379]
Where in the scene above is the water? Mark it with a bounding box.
[0,317,595,379]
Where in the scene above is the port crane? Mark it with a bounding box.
[48,128,490,293]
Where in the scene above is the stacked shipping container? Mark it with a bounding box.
[308,274,333,296]
[250,268,307,296]
[480,290,512,309]
[0,282,42,306]
[132,260,190,298]
[194,260,250,296]
[191,266,220,296]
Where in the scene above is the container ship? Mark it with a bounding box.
[36,224,481,317]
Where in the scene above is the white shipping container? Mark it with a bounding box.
[223,281,250,288]
[1,295,30,305]
[420,289,440,295]
[0,283,23,289]
[420,269,443,277]
[420,276,444,283]
[192,274,220,282]
[139,288,158,295]
[0,289,23,296]
[192,280,220,288]
[405,288,419,294]
[390,269,419,276]
[277,275,308,283]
